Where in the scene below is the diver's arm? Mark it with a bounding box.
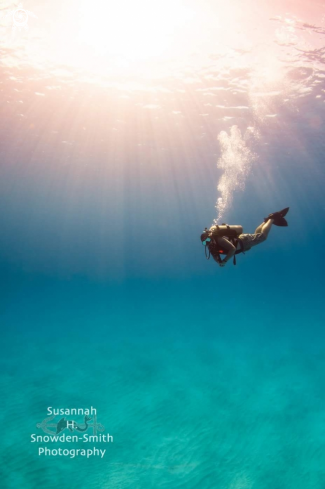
[217,237,236,266]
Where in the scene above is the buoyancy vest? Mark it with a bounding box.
[205,224,245,265]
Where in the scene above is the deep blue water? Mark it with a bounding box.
[1,1,325,487]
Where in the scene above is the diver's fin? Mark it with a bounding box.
[278,207,289,217]
[264,207,289,226]
[272,216,288,226]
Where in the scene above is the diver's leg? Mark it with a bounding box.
[255,219,273,237]
[241,218,274,251]
[254,222,264,234]
[260,218,274,239]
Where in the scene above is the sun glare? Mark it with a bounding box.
[77,0,195,62]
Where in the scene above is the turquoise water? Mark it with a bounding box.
[2,276,325,487]
[1,0,325,487]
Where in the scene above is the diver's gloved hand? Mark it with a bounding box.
[219,260,227,267]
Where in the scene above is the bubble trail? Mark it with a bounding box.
[214,125,258,224]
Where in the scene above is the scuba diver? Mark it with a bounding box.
[201,207,289,267]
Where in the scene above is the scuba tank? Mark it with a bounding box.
[209,224,243,238]
[201,223,244,265]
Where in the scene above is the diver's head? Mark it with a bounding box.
[201,228,211,246]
